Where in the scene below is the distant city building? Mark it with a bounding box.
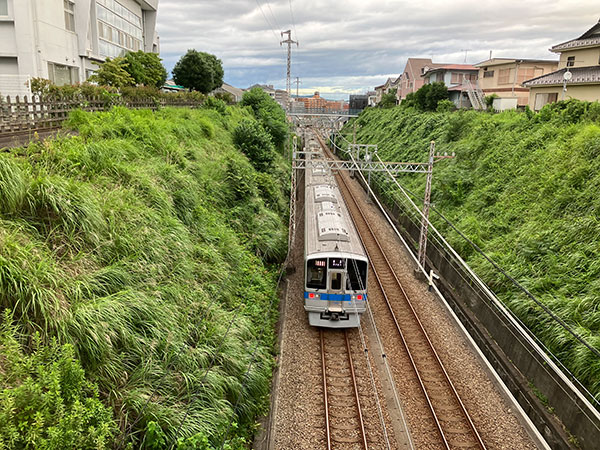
[524,19,600,109]
[0,0,160,97]
[349,94,368,111]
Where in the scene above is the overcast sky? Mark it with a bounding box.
[156,1,598,100]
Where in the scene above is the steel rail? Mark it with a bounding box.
[345,330,369,450]
[321,330,332,450]
[320,329,369,450]
[312,129,487,450]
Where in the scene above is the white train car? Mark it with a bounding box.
[303,138,368,328]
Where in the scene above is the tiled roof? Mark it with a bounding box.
[523,66,600,87]
[552,36,600,52]
[552,21,600,52]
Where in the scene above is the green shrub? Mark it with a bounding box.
[0,311,116,449]
[437,99,456,113]
[233,120,276,171]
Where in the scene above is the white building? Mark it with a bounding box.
[0,0,159,97]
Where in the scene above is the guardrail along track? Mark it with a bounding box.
[321,329,369,450]
[333,166,487,450]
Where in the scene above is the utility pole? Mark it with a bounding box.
[294,77,301,99]
[280,30,298,100]
[417,141,454,268]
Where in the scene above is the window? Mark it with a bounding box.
[48,62,79,86]
[347,259,367,291]
[534,92,558,111]
[64,0,75,32]
[306,259,327,290]
[517,68,535,84]
[330,273,342,291]
[0,0,8,16]
[498,68,511,84]
[567,56,575,67]
[451,72,464,84]
[436,72,444,82]
[483,70,494,78]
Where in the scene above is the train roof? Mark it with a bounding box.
[304,143,367,261]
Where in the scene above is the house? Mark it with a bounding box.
[349,94,368,111]
[0,0,160,97]
[422,64,479,108]
[523,19,600,110]
[374,76,400,104]
[475,58,558,109]
[213,83,244,102]
[397,58,445,102]
[247,84,276,99]
[162,79,185,93]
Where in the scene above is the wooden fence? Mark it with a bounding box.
[0,95,202,137]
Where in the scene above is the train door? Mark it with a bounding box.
[328,270,345,315]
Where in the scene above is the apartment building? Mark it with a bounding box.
[0,0,159,97]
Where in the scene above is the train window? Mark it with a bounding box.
[331,272,342,290]
[306,259,327,289]
[347,259,367,291]
[329,258,345,269]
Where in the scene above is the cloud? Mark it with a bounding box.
[156,0,599,98]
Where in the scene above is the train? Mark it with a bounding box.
[303,135,369,328]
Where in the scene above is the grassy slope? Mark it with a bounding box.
[0,106,288,449]
[339,104,600,401]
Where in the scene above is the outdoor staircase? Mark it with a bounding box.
[464,80,486,110]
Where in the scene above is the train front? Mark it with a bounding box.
[304,253,368,327]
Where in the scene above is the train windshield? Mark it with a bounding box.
[347,259,367,291]
[306,259,327,289]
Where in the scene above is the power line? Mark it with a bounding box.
[288,0,298,41]
[264,1,281,32]
[254,0,279,42]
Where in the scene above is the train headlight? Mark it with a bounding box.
[357,295,363,300]
[309,293,315,299]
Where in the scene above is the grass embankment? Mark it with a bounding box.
[339,101,600,402]
[0,103,289,449]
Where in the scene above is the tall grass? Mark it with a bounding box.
[340,102,600,401]
[0,106,288,447]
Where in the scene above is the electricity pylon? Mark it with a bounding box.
[280,30,298,99]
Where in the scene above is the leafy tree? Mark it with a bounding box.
[89,57,135,88]
[123,51,167,88]
[410,82,449,111]
[379,92,397,108]
[240,88,288,150]
[172,50,224,94]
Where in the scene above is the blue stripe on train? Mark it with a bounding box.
[304,292,367,302]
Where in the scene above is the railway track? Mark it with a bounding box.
[320,329,369,450]
[320,136,486,449]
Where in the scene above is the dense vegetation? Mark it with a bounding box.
[0,100,289,448]
[338,100,600,401]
